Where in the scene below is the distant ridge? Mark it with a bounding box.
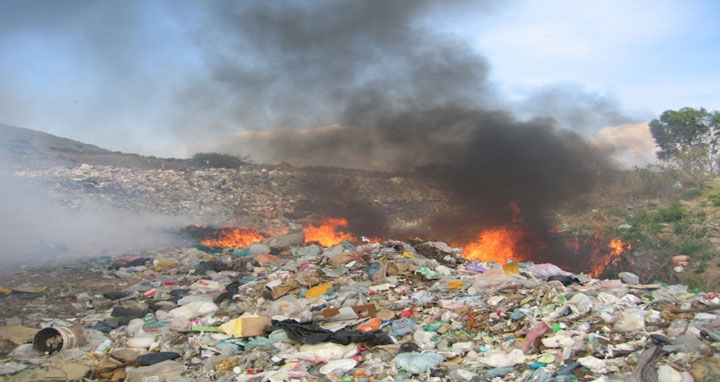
[0,123,187,170]
[0,123,409,181]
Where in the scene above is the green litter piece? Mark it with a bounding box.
[192,325,221,332]
[417,267,440,279]
[423,322,444,332]
[195,244,223,254]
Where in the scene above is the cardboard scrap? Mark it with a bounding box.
[0,325,39,345]
[6,362,90,382]
[321,304,377,321]
[266,278,299,300]
[219,315,271,338]
[387,262,417,276]
[109,348,141,363]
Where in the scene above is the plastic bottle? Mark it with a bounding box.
[93,339,112,358]
[527,367,550,382]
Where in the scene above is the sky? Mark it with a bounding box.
[0,0,718,164]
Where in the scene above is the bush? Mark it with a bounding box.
[605,206,624,216]
[626,166,685,200]
[656,203,687,223]
[674,238,707,256]
[627,209,663,234]
[681,188,703,200]
[685,276,711,291]
[191,152,250,169]
[709,194,720,207]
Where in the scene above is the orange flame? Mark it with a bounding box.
[589,238,632,277]
[201,227,266,248]
[303,218,355,247]
[458,226,525,263]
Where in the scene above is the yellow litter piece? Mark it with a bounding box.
[219,318,243,337]
[503,261,519,275]
[401,251,414,259]
[447,280,463,288]
[154,259,176,271]
[305,283,332,299]
[219,315,271,338]
[0,286,11,295]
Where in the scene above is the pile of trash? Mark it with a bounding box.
[2,232,720,382]
[12,164,442,229]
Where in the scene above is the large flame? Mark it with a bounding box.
[201,227,266,248]
[303,218,355,247]
[459,226,526,263]
[457,202,528,263]
[589,238,632,277]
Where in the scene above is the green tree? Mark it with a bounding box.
[649,107,720,174]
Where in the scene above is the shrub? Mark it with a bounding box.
[191,152,250,169]
[709,194,720,207]
[685,276,711,291]
[681,188,703,200]
[674,238,707,256]
[605,206,624,216]
[656,203,687,223]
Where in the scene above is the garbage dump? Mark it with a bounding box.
[1,233,720,382]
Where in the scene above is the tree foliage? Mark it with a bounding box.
[191,152,251,168]
[649,107,720,174]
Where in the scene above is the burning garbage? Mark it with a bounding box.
[303,218,356,247]
[1,229,719,381]
[200,227,266,248]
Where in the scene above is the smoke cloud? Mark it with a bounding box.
[0,1,640,260]
[0,175,190,268]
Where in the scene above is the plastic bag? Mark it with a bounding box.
[270,320,393,346]
[477,349,525,368]
[526,263,569,278]
[391,318,417,337]
[394,352,443,374]
[522,321,549,353]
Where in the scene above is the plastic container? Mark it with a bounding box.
[33,327,85,354]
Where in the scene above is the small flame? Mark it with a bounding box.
[589,238,632,277]
[458,226,525,263]
[608,238,625,255]
[201,227,266,248]
[303,218,355,247]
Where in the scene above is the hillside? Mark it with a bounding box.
[0,123,188,170]
[561,169,720,290]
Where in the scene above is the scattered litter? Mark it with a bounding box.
[1,233,719,381]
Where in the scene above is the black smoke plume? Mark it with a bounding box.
[178,0,614,254]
